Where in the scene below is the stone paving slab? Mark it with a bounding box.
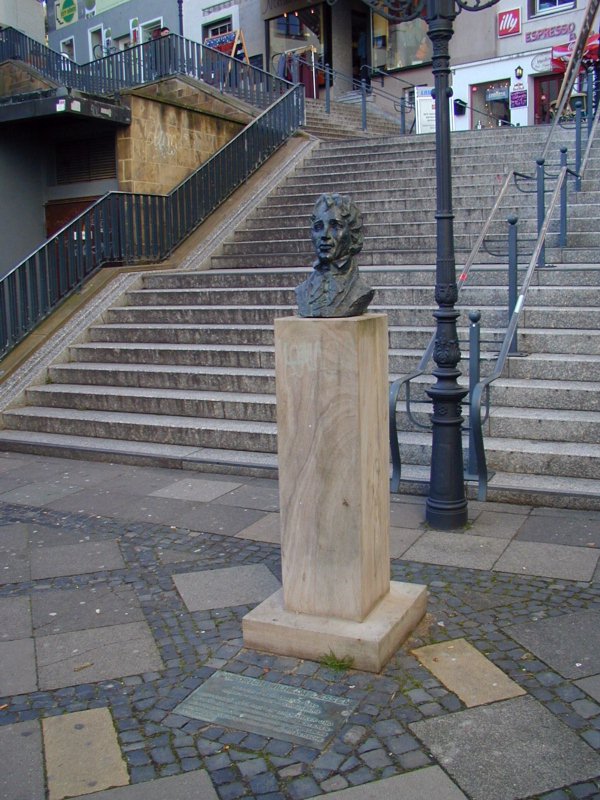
[0,521,29,550]
[505,610,600,678]
[576,675,600,703]
[0,595,32,640]
[212,482,281,512]
[389,527,423,558]
[0,720,44,800]
[82,770,219,799]
[28,523,115,548]
[30,539,125,579]
[493,540,600,581]
[0,482,85,506]
[36,620,164,690]
[403,531,508,570]
[389,500,426,529]
[31,585,144,635]
[0,638,37,696]
[410,696,600,800]
[324,766,468,798]
[173,564,281,612]
[236,512,281,543]
[44,489,139,518]
[516,512,600,547]
[43,708,129,800]
[412,638,526,707]
[151,477,242,503]
[466,510,528,539]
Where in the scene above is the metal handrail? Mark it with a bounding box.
[0,85,304,359]
[469,165,572,500]
[292,54,415,129]
[0,27,292,109]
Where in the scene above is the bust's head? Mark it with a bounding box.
[310,193,364,267]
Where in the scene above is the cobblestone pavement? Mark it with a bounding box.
[1,452,600,800]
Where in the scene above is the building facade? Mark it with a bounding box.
[0,0,45,41]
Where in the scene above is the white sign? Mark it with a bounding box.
[415,87,436,134]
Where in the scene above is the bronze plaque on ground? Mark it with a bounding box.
[174,671,356,747]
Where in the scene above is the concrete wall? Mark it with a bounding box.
[116,85,245,193]
[0,129,46,278]
[0,0,45,42]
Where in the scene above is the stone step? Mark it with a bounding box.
[122,284,600,309]
[395,430,600,480]
[1,407,279,453]
[140,266,600,289]
[48,363,278,393]
[24,385,278,423]
[393,401,600,443]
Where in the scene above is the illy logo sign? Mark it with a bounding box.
[498,8,521,37]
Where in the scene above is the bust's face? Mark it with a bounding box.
[311,205,352,267]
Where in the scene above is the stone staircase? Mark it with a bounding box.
[1,124,600,508]
[207,125,600,270]
[302,97,402,140]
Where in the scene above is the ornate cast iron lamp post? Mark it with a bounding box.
[351,0,499,529]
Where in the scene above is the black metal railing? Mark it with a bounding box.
[0,27,290,109]
[0,84,304,359]
[389,88,600,495]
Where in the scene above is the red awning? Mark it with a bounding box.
[551,33,600,73]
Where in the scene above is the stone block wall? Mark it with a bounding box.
[116,86,247,195]
[0,62,52,97]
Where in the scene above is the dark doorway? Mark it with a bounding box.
[351,1,370,83]
[533,73,563,124]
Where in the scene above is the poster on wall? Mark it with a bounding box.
[204,30,249,62]
[415,87,436,134]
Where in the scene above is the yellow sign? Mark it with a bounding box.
[56,0,77,27]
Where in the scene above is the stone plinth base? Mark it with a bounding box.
[243,581,428,674]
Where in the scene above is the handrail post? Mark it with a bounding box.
[587,66,594,137]
[559,146,568,247]
[291,53,299,85]
[575,100,583,191]
[507,214,519,354]
[536,157,546,268]
[400,97,406,134]
[466,310,482,481]
[325,63,331,114]
[361,79,367,131]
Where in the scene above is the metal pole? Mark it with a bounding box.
[424,0,468,530]
[178,0,184,37]
[466,310,481,481]
[536,157,545,268]
[575,100,583,191]
[361,79,367,131]
[400,97,406,134]
[325,63,331,115]
[559,146,568,247]
[588,66,594,137]
[507,215,518,355]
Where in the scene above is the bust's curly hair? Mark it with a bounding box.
[311,193,364,256]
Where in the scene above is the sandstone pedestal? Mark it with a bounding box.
[243,314,427,673]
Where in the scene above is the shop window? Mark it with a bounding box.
[268,5,324,69]
[529,0,574,16]
[55,136,116,185]
[373,16,431,71]
[470,79,511,129]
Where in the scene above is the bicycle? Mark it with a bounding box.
[93,41,117,59]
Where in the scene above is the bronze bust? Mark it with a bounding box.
[295,193,375,318]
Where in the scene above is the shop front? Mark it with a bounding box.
[262,0,432,100]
